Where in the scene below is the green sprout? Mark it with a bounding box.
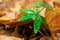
[18,2,53,34]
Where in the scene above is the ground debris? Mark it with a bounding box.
[0,35,24,40]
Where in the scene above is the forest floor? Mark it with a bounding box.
[0,26,24,40]
[0,35,24,40]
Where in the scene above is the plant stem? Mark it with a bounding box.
[40,7,45,13]
[44,24,54,40]
[39,31,46,37]
[42,26,49,37]
[39,31,51,40]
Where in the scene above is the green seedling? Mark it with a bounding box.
[19,2,53,34]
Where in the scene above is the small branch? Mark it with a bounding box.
[2,19,33,28]
[39,31,46,37]
[42,25,49,37]
[39,31,51,40]
[40,7,45,13]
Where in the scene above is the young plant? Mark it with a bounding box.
[18,2,53,34]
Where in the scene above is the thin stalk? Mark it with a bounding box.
[44,24,54,40]
[35,7,45,14]
[39,31,51,40]
[39,31,46,37]
[40,7,45,13]
[42,26,50,37]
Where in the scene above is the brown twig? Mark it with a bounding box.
[2,19,33,28]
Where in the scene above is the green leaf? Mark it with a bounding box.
[36,9,40,14]
[40,15,48,30]
[46,4,54,10]
[33,2,46,7]
[34,15,41,34]
[33,2,53,11]
[19,8,35,13]
[19,13,35,21]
